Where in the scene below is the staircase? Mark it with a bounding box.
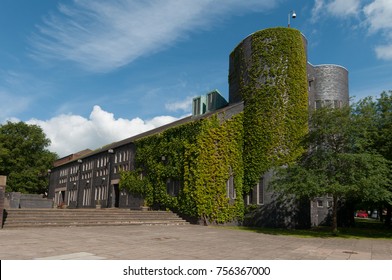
[2,208,188,228]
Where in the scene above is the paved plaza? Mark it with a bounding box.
[0,224,391,260]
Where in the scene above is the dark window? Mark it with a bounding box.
[258,177,264,205]
[226,175,236,199]
[317,200,323,207]
[166,179,181,196]
[193,98,201,116]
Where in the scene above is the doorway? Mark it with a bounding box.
[113,184,120,207]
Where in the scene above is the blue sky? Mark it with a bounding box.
[1,0,392,157]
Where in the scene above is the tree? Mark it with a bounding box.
[0,121,58,194]
[354,91,392,225]
[271,106,391,233]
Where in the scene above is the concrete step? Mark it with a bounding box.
[2,209,188,228]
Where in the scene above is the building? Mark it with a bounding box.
[48,27,348,227]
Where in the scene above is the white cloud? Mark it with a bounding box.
[30,0,278,72]
[327,0,361,17]
[375,44,392,60]
[27,105,179,157]
[311,0,361,22]
[363,0,392,32]
[363,0,392,60]
[310,0,392,61]
[311,0,325,22]
[165,96,195,113]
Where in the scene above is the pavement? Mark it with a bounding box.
[0,224,391,260]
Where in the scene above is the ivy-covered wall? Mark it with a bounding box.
[121,112,244,224]
[183,113,244,224]
[229,27,309,192]
[120,27,308,224]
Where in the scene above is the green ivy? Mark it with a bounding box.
[120,27,308,223]
[184,113,244,223]
[230,27,309,192]
[119,113,244,223]
[119,170,153,206]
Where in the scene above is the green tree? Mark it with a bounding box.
[272,106,391,233]
[354,91,392,225]
[0,121,58,194]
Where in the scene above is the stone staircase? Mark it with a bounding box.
[1,208,188,228]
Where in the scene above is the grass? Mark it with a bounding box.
[227,218,392,239]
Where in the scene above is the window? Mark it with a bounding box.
[308,80,313,91]
[193,98,201,116]
[226,174,236,199]
[317,200,323,208]
[257,177,264,205]
[327,200,333,208]
[207,92,216,111]
[166,179,180,196]
[247,177,265,205]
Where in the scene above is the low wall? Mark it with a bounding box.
[5,192,53,209]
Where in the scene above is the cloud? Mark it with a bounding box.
[375,44,392,60]
[363,0,392,32]
[165,96,195,113]
[327,0,361,17]
[363,0,392,60]
[27,105,179,157]
[30,0,278,72]
[311,0,361,22]
[310,0,392,61]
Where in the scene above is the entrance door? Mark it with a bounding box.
[113,184,120,207]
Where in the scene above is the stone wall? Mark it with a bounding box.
[5,192,53,209]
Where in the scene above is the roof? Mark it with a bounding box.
[51,101,244,168]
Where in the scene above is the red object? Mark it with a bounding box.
[356,211,368,218]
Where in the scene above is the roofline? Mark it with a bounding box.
[307,63,348,72]
[51,101,244,168]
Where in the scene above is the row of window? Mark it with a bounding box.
[82,188,93,206]
[82,172,93,180]
[316,199,333,208]
[96,168,109,177]
[314,99,343,109]
[95,185,108,202]
[115,150,131,164]
[69,175,79,182]
[68,189,77,202]
[69,166,79,175]
[96,156,109,168]
[114,164,130,174]
[164,176,263,206]
[59,169,68,177]
[82,161,94,172]
[59,150,131,180]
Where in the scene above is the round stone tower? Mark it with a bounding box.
[308,64,349,109]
